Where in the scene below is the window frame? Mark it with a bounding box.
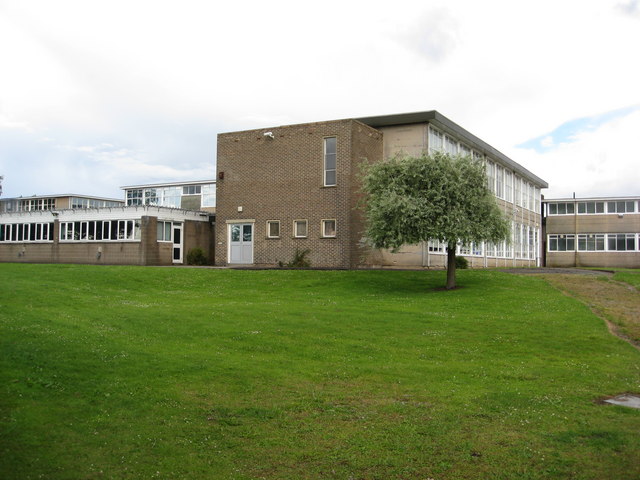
[321,219,337,238]
[266,220,281,239]
[323,137,337,187]
[293,219,308,238]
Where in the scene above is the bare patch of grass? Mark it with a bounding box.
[543,274,640,347]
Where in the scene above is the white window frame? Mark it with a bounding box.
[428,126,443,154]
[323,137,337,187]
[321,219,337,238]
[294,219,308,238]
[266,220,280,239]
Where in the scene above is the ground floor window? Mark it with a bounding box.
[0,222,54,242]
[60,220,141,242]
[548,234,575,251]
[157,221,173,242]
[267,220,280,238]
[321,219,336,238]
[294,220,308,238]
[577,234,606,251]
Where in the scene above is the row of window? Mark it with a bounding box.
[428,126,540,212]
[548,233,639,252]
[0,223,55,242]
[60,220,141,241]
[70,197,123,209]
[125,184,216,208]
[266,219,337,239]
[426,224,539,260]
[547,200,638,216]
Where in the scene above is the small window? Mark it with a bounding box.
[322,219,336,238]
[267,220,280,238]
[294,220,308,238]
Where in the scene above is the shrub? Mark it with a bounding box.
[186,247,208,266]
[455,255,469,269]
[286,249,311,268]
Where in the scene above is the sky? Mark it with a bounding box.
[0,0,639,201]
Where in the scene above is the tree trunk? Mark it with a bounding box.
[446,243,456,290]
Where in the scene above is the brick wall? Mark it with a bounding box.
[216,119,383,268]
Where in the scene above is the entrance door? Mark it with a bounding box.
[172,223,183,264]
[229,223,253,264]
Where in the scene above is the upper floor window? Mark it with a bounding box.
[495,165,504,199]
[504,170,513,203]
[428,126,443,154]
[127,189,143,206]
[183,185,202,195]
[444,135,458,155]
[486,161,495,193]
[324,137,337,186]
[547,202,575,215]
[576,201,605,214]
[607,201,636,214]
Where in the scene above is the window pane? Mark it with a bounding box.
[567,236,575,251]
[566,203,575,214]
[295,220,307,237]
[626,201,635,213]
[323,220,336,237]
[242,224,252,242]
[268,221,280,237]
[231,225,240,242]
[325,170,336,186]
[549,204,557,215]
[607,201,616,213]
[595,202,604,213]
[324,137,336,155]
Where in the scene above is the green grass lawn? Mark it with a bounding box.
[1,264,639,480]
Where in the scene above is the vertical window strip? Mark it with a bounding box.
[323,137,337,186]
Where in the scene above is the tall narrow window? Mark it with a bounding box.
[324,137,337,186]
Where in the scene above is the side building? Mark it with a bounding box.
[543,196,640,268]
[0,188,215,266]
[215,111,548,268]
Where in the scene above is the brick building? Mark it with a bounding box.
[215,111,548,268]
[543,196,640,268]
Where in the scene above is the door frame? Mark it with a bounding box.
[227,220,255,264]
[172,222,183,264]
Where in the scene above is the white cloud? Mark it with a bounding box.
[0,0,639,200]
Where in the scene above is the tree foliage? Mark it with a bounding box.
[361,151,510,289]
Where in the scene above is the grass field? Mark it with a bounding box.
[1,264,639,480]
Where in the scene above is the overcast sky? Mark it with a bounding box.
[1,0,639,201]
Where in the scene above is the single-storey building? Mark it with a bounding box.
[0,205,214,266]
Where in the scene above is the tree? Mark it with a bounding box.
[361,151,510,290]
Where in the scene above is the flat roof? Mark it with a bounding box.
[120,179,216,190]
[0,194,123,202]
[356,110,548,188]
[544,196,640,202]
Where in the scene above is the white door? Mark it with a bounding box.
[229,223,253,264]
[172,223,183,264]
